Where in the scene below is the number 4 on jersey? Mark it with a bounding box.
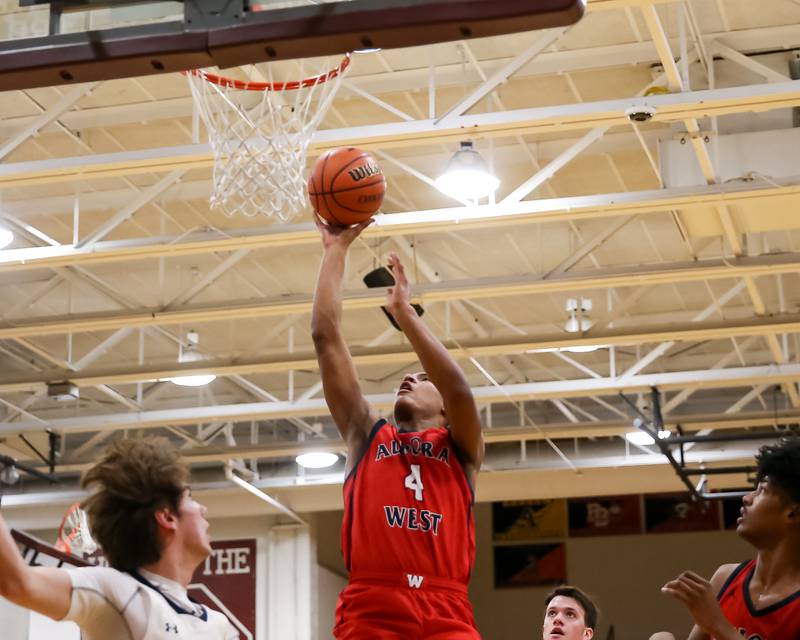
[404,464,424,501]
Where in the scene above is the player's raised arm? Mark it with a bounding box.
[0,510,72,621]
[384,252,484,472]
[311,216,379,458]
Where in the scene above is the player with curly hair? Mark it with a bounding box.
[653,437,800,640]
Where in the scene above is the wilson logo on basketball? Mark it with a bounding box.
[348,164,382,182]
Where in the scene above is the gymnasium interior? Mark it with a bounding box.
[1,0,800,637]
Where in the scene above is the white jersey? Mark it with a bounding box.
[63,566,239,640]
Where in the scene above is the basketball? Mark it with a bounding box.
[308,147,387,226]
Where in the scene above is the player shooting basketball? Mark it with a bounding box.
[0,438,238,640]
[312,217,485,639]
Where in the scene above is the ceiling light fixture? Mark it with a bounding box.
[528,345,606,355]
[564,344,601,354]
[434,141,500,201]
[296,452,339,469]
[625,430,671,446]
[0,464,20,486]
[564,297,593,333]
[167,331,217,387]
[0,227,13,250]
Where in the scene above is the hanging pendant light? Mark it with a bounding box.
[434,141,500,201]
[296,452,339,469]
[167,331,217,387]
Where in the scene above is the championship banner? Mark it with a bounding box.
[568,494,643,537]
[644,494,721,533]
[190,539,257,640]
[493,499,568,541]
[494,543,567,588]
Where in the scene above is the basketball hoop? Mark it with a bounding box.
[186,55,351,221]
[55,502,98,557]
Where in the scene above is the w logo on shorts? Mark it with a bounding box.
[165,622,179,633]
[406,574,424,589]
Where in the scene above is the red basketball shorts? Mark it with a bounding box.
[333,573,480,639]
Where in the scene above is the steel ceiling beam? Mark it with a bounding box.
[3,364,800,435]
[0,24,793,141]
[39,409,794,471]
[1,178,799,273]
[0,82,99,161]
[2,313,800,392]
[435,26,569,124]
[75,169,188,249]
[2,252,800,339]
[2,81,799,189]
[618,281,745,378]
[0,132,664,215]
[0,450,763,513]
[712,41,792,84]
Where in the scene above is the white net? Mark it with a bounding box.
[55,502,98,557]
[186,56,350,221]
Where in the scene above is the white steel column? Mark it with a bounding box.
[268,525,313,640]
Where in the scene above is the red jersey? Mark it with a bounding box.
[341,419,475,585]
[717,559,800,640]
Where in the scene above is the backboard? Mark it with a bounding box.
[12,529,92,568]
[0,0,586,90]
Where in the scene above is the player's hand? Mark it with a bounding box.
[661,572,737,638]
[386,252,411,314]
[314,214,372,251]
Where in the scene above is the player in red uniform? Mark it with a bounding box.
[311,218,484,639]
[654,437,800,640]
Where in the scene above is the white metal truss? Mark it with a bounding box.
[2,81,799,189]
[3,363,800,436]
[1,252,800,341]
[1,177,799,272]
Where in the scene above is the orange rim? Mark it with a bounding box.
[185,54,351,92]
